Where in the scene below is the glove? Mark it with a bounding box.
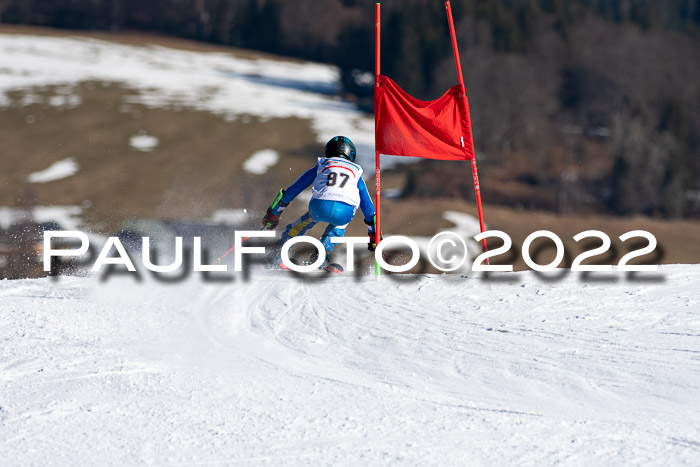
[368,230,383,251]
[262,208,280,230]
[262,190,288,230]
[365,216,382,251]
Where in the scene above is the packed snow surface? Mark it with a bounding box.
[26,157,79,183]
[1,265,699,465]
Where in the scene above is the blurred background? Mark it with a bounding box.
[1,0,698,277]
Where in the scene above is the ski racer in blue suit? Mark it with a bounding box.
[262,136,380,268]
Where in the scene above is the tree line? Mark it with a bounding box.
[2,1,698,96]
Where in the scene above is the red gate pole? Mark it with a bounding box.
[470,157,488,262]
[374,2,382,276]
[445,0,489,262]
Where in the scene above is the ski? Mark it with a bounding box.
[323,263,344,274]
[266,259,344,274]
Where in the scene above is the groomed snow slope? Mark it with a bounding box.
[1,265,699,465]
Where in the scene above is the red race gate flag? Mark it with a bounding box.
[372,1,488,276]
[374,74,475,161]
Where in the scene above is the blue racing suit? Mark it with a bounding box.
[270,157,376,254]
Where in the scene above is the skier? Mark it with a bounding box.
[261,136,381,271]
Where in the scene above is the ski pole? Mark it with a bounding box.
[216,236,247,264]
[216,227,268,264]
[215,227,267,264]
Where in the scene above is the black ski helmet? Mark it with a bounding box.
[324,136,357,163]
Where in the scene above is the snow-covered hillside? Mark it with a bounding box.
[0,33,377,166]
[1,266,699,465]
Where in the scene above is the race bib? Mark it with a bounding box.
[311,157,364,207]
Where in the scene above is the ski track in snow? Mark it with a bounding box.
[1,265,699,464]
